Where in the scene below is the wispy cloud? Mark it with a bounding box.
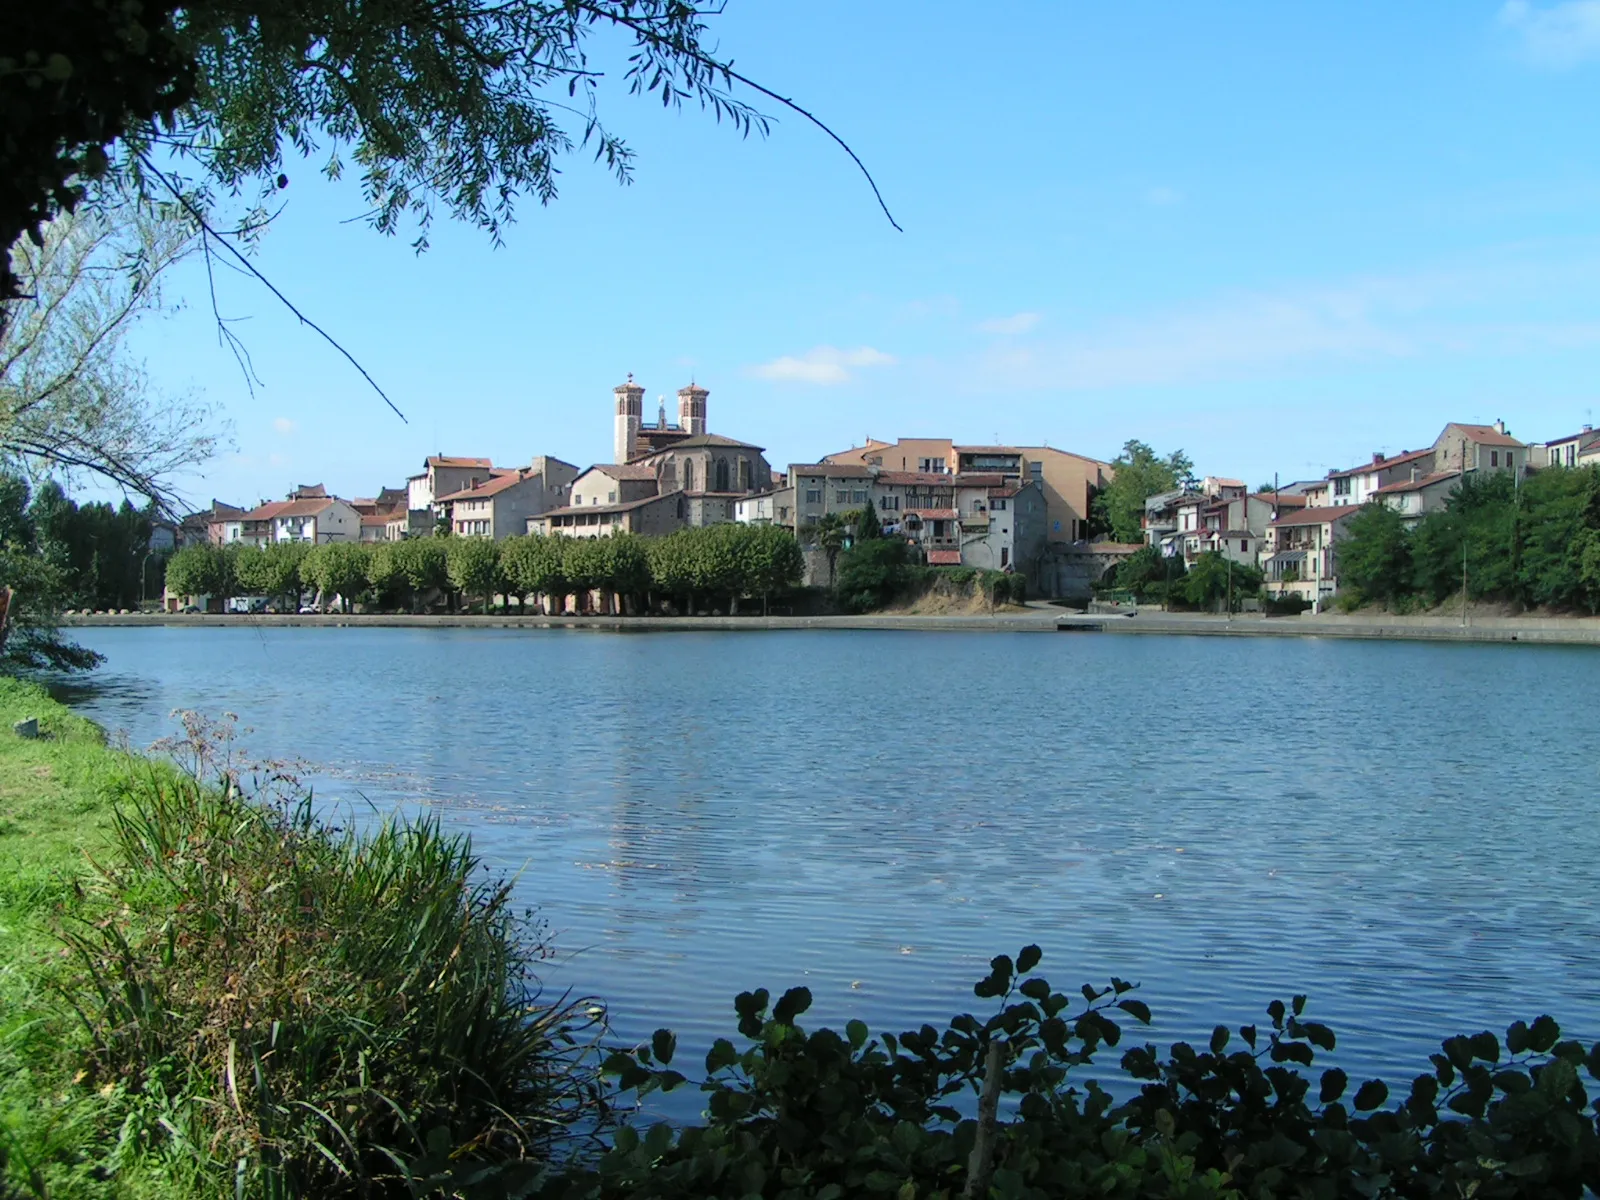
[1498,1,1600,67]
[750,346,896,385]
[977,312,1042,336]
[272,417,297,435]
[972,250,1600,391]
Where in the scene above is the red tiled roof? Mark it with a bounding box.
[1271,503,1363,527]
[926,550,962,565]
[988,486,1021,498]
[359,513,391,526]
[875,471,1006,487]
[1446,424,1523,448]
[272,498,338,518]
[1328,448,1432,478]
[788,463,873,478]
[436,471,533,501]
[536,493,673,518]
[427,455,493,468]
[905,508,959,520]
[1209,477,1245,488]
[1252,492,1309,507]
[1372,470,1462,496]
[241,500,293,521]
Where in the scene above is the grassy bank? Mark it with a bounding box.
[0,677,179,1197]
[0,680,599,1199]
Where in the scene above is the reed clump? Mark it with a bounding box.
[62,767,602,1197]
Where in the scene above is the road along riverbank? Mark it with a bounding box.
[61,608,1600,645]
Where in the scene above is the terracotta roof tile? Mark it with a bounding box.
[906,508,959,520]
[789,463,874,478]
[1372,470,1462,496]
[586,463,658,481]
[1271,503,1363,527]
[427,455,493,468]
[926,550,962,565]
[1328,448,1433,478]
[1447,424,1523,448]
[436,472,534,501]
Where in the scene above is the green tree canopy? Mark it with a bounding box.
[1091,441,1195,543]
[856,499,882,540]
[302,542,370,611]
[1338,503,1413,605]
[447,537,501,613]
[164,542,231,600]
[835,538,912,613]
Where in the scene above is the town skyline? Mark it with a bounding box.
[110,1,1600,509]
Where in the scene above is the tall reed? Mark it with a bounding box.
[61,768,603,1197]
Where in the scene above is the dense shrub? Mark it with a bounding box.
[1261,592,1310,616]
[834,539,914,612]
[518,947,1600,1200]
[63,766,602,1198]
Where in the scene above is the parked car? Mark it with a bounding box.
[298,605,320,614]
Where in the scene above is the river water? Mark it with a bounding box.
[58,626,1600,1099]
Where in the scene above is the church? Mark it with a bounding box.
[530,377,775,538]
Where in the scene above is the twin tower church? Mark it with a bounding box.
[607,375,773,497]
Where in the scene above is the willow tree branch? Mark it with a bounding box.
[584,4,904,233]
[137,154,409,424]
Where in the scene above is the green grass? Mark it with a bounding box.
[0,680,599,1199]
[0,677,196,1198]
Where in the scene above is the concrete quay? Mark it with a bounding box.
[59,608,1600,645]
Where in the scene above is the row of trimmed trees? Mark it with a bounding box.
[165,525,805,615]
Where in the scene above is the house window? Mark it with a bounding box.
[1333,477,1351,496]
[834,490,849,504]
[738,459,750,490]
[992,498,1007,511]
[682,460,695,491]
[715,458,730,491]
[1030,462,1042,482]
[919,457,947,473]
[851,490,867,503]
[1491,450,1499,467]
[882,496,899,511]
[1569,444,1577,466]
[1001,548,1009,567]
[1240,540,1248,552]
[608,491,616,503]
[805,489,822,504]
[779,507,789,520]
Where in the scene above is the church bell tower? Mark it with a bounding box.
[677,382,708,436]
[614,375,644,463]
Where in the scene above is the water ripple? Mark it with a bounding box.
[63,626,1600,1111]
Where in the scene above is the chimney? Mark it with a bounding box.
[1410,466,1419,482]
[1585,424,1593,434]
[1494,418,1506,435]
[1373,452,1383,464]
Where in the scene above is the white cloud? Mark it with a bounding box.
[977,312,1042,336]
[1499,1,1600,67]
[750,345,896,385]
[272,417,297,435]
[972,251,1600,392]
[1144,186,1184,208]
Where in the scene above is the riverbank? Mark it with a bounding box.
[0,679,176,1197]
[63,607,1600,645]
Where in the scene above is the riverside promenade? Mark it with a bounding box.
[61,607,1600,646]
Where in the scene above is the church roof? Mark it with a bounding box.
[585,463,659,481]
[643,433,764,453]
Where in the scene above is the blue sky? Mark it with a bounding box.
[130,0,1600,506]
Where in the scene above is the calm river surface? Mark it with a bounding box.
[58,626,1600,1099]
